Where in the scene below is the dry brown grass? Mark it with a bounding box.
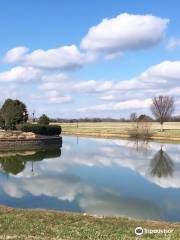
[52,122,180,141]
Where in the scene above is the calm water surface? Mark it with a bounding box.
[0,136,180,222]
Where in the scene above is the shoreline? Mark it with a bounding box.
[1,204,179,223]
[62,132,180,143]
[58,121,180,143]
[0,131,62,150]
[0,205,179,239]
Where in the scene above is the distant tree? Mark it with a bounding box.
[130,113,137,122]
[171,115,180,122]
[129,119,152,140]
[138,114,153,122]
[151,96,174,131]
[38,114,50,125]
[0,99,28,130]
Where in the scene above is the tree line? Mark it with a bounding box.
[0,95,176,132]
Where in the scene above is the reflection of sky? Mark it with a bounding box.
[0,136,180,222]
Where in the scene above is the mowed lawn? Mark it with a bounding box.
[53,122,180,140]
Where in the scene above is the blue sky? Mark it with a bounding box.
[0,0,180,118]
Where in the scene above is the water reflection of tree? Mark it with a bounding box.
[0,147,61,175]
[129,139,150,155]
[0,157,26,175]
[150,146,174,178]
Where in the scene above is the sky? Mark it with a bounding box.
[0,0,180,119]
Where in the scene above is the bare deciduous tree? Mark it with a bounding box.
[151,96,174,131]
[129,118,152,139]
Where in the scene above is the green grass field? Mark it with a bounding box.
[0,206,179,240]
[53,122,180,141]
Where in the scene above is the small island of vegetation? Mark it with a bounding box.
[0,98,62,149]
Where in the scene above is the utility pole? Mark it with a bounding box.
[32,110,35,122]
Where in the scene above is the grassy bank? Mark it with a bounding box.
[55,122,180,141]
[0,206,179,240]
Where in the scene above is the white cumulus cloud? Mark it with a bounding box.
[4,46,29,63]
[78,99,152,112]
[81,13,169,55]
[4,45,95,70]
[0,66,42,82]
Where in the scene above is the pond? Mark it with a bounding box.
[0,136,180,222]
